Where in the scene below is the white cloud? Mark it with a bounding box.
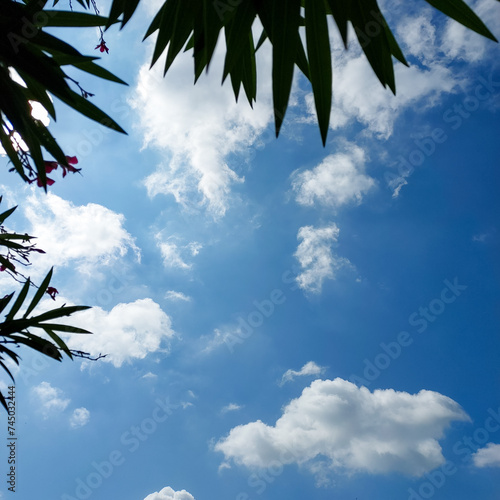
[144,486,195,500]
[156,234,202,270]
[24,193,140,275]
[396,14,437,63]
[294,224,351,293]
[441,0,499,63]
[200,328,234,354]
[291,144,375,208]
[472,443,500,468]
[215,378,470,479]
[141,372,158,380]
[70,407,90,428]
[164,290,191,302]
[63,298,175,367]
[326,54,457,138]
[32,382,70,417]
[132,40,273,217]
[221,403,243,414]
[280,361,326,386]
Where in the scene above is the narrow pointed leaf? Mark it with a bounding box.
[305,0,332,145]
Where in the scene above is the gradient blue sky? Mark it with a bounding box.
[1,1,500,499]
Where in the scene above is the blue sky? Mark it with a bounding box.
[1,0,500,499]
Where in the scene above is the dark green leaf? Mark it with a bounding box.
[24,268,52,318]
[305,0,332,145]
[425,0,498,42]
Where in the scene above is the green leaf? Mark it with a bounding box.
[29,305,91,323]
[164,0,197,75]
[326,0,350,48]
[24,268,52,318]
[40,323,91,334]
[0,360,15,383]
[350,0,395,93]
[39,11,110,28]
[0,206,17,226]
[305,0,332,145]
[43,328,73,359]
[256,0,302,137]
[222,1,257,82]
[55,89,127,134]
[0,391,8,413]
[0,293,14,314]
[6,280,31,321]
[9,334,62,361]
[70,60,128,85]
[425,0,498,42]
[0,256,16,273]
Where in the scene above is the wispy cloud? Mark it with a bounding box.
[164,290,191,302]
[32,382,70,418]
[279,361,326,386]
[221,403,243,414]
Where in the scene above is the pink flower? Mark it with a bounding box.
[61,156,79,177]
[95,40,109,54]
[44,161,59,173]
[46,287,58,300]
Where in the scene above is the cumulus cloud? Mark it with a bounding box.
[144,486,195,500]
[24,193,140,275]
[215,379,470,480]
[63,298,175,367]
[472,443,500,468]
[70,407,90,428]
[32,382,70,417]
[132,41,273,217]
[280,361,326,386]
[291,144,375,208]
[294,224,351,293]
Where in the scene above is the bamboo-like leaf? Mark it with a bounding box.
[256,0,301,137]
[43,328,73,359]
[425,0,497,42]
[350,0,395,93]
[39,11,110,28]
[222,0,257,82]
[5,280,30,322]
[24,268,52,318]
[54,89,126,134]
[29,305,91,323]
[0,293,14,314]
[305,0,332,145]
[164,0,197,75]
[39,323,92,334]
[326,0,350,48]
[0,206,17,226]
